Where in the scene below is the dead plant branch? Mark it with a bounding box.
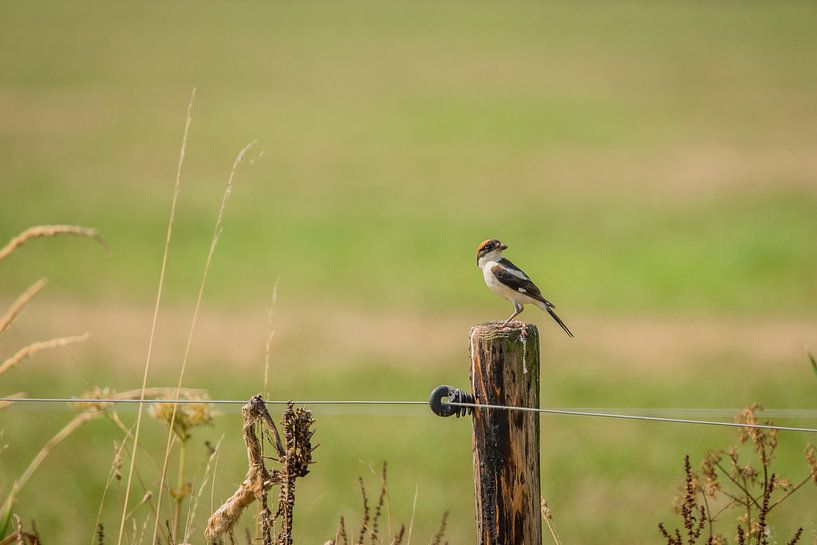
[205,396,279,544]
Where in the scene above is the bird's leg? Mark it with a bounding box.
[501,303,524,326]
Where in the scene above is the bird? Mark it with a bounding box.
[476,239,573,337]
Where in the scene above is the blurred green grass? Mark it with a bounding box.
[2,0,817,543]
[2,0,817,313]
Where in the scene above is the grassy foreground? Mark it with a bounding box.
[2,356,817,544]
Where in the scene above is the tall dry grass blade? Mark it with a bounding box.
[133,517,150,545]
[92,439,131,545]
[117,87,196,545]
[210,445,220,520]
[541,499,562,545]
[154,139,257,545]
[182,435,225,543]
[428,511,448,545]
[0,333,90,376]
[405,486,418,545]
[0,278,46,337]
[263,278,279,400]
[0,224,105,262]
[126,493,155,522]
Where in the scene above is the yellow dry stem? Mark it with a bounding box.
[0,224,105,262]
[0,278,47,336]
[0,333,90,376]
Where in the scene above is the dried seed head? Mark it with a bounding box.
[740,464,759,483]
[773,477,792,490]
[149,391,219,441]
[75,387,116,412]
[171,482,193,500]
[806,444,817,485]
[113,441,123,481]
[670,494,683,515]
[540,499,553,521]
[701,451,721,498]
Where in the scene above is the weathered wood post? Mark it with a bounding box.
[469,321,541,545]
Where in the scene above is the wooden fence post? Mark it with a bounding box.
[469,322,542,545]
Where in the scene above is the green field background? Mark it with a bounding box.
[2,1,817,544]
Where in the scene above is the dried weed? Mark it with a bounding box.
[0,224,105,263]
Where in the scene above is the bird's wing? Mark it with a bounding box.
[497,258,530,278]
[491,261,549,305]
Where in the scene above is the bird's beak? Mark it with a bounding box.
[500,244,508,250]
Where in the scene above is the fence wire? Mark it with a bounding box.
[2,396,817,433]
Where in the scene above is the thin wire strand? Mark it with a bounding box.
[446,401,817,434]
[0,398,426,406]
[3,397,817,433]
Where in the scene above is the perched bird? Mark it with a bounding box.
[476,239,573,337]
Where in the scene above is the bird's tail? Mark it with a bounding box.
[535,300,574,338]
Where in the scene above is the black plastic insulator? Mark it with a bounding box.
[428,385,475,418]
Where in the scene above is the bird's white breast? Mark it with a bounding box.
[481,260,539,306]
[482,261,517,300]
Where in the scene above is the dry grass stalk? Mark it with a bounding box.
[0,278,46,337]
[118,87,197,545]
[4,516,40,545]
[369,463,387,544]
[154,138,257,545]
[806,444,817,484]
[14,515,23,545]
[337,466,427,545]
[148,392,219,540]
[91,441,129,545]
[337,517,348,545]
[274,402,314,545]
[0,393,24,411]
[182,436,225,544]
[659,405,808,545]
[355,478,370,545]
[0,224,106,262]
[540,499,562,545]
[405,486,418,545]
[428,512,448,545]
[205,397,277,544]
[388,526,404,545]
[0,333,90,376]
[263,280,279,400]
[73,387,208,412]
